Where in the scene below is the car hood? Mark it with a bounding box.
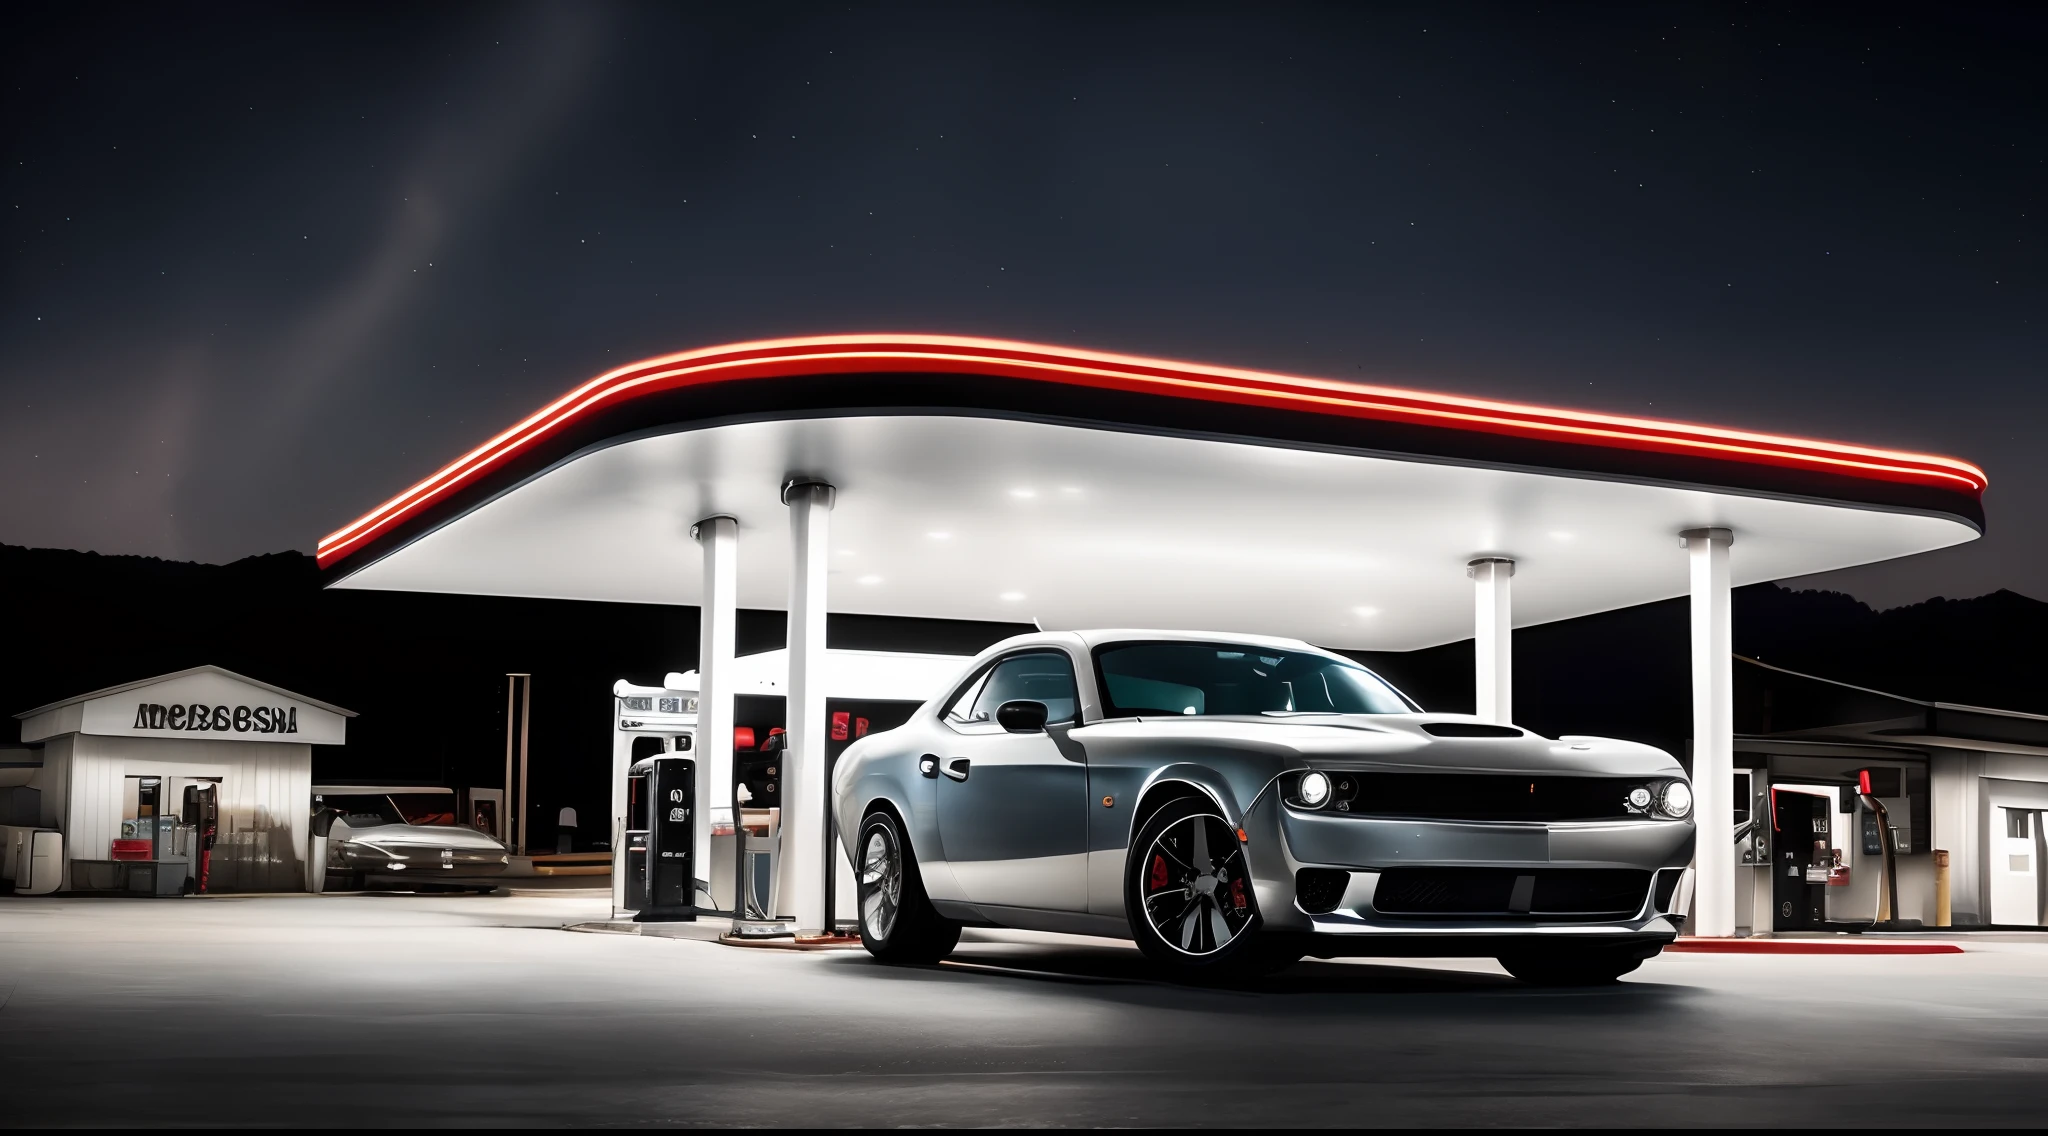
[339,824,509,851]
[1075,714,1683,778]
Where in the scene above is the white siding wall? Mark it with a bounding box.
[57,735,311,892]
[30,734,73,830]
[1930,750,1984,924]
[1928,750,2048,926]
[1977,758,2048,926]
[64,736,125,875]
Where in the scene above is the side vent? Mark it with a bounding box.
[1421,722,1525,738]
[1653,867,1686,914]
[1295,868,1350,914]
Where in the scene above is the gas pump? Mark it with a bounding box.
[610,652,965,925]
[1857,768,1905,926]
[624,755,696,921]
[181,783,218,895]
[611,679,705,917]
[1771,788,1829,930]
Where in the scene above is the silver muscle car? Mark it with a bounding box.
[832,631,1695,984]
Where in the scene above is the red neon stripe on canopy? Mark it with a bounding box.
[316,334,1988,567]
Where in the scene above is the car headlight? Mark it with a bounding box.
[1628,786,1654,811]
[1298,771,1332,809]
[1658,780,1693,819]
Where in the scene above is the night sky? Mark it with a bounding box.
[3,2,2040,608]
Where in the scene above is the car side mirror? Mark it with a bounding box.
[996,700,1049,733]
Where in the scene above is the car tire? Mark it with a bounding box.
[1497,947,1652,986]
[855,810,960,964]
[1125,796,1274,981]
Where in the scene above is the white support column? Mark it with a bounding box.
[777,479,835,936]
[691,514,738,911]
[1683,527,1735,937]
[1468,557,1515,724]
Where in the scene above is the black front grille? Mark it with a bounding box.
[1326,773,1637,822]
[1374,868,1514,913]
[1373,868,1651,918]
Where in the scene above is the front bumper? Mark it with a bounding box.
[1244,791,1694,951]
[336,842,511,877]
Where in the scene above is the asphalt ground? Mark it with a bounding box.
[1,891,2044,1128]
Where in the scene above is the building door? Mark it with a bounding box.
[165,776,219,883]
[118,776,166,861]
[1772,790,1829,930]
[1990,807,2040,927]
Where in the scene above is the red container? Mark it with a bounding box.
[110,839,153,861]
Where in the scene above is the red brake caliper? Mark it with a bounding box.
[1231,878,1247,910]
[1150,854,1168,891]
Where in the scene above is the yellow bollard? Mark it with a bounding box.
[1933,849,1951,928]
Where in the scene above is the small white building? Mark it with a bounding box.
[11,666,353,894]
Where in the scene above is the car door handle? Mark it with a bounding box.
[942,757,971,782]
[918,755,940,779]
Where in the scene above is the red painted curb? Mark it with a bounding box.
[1667,939,1963,955]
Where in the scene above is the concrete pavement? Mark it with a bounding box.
[1,891,2044,1127]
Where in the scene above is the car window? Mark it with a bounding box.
[942,669,992,724]
[951,651,1079,727]
[1095,642,1414,717]
[389,794,457,826]
[324,794,403,828]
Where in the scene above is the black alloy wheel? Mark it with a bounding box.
[855,810,960,964]
[1126,796,1285,979]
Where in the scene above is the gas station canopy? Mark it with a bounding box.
[318,334,1983,650]
[316,333,1986,940]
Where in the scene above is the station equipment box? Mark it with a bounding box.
[623,755,695,921]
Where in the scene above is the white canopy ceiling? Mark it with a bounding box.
[329,414,1974,651]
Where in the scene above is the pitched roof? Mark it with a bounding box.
[14,664,357,720]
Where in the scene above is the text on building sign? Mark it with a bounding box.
[132,703,299,734]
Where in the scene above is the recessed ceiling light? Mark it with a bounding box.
[1000,591,1026,602]
[1009,487,1036,499]
[927,531,951,540]
[1549,531,1574,542]
[858,575,883,585]
[1353,606,1380,618]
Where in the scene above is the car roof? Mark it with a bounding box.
[988,629,1324,653]
[312,785,454,796]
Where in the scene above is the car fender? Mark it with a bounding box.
[1128,761,1283,845]
[832,728,946,874]
[835,737,895,853]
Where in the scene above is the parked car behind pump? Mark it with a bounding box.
[313,785,510,891]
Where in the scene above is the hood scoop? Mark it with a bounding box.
[1420,722,1526,738]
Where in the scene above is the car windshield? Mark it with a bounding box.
[323,794,403,828]
[390,794,457,826]
[1094,642,1415,717]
